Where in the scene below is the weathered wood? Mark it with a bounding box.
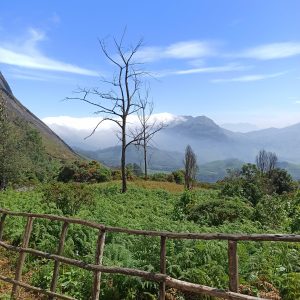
[166,277,265,300]
[0,208,104,230]
[49,221,69,299]
[2,208,300,242]
[228,240,239,292]
[159,236,167,300]
[0,241,267,300]
[11,216,34,299]
[0,275,76,300]
[92,229,106,300]
[0,209,294,300]
[0,213,7,240]
[0,240,167,281]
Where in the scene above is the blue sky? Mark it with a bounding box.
[1,0,300,128]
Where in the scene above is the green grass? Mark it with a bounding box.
[0,183,299,299]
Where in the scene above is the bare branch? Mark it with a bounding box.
[85,117,122,139]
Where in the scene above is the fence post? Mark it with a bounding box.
[92,228,106,300]
[11,216,34,299]
[228,240,238,292]
[159,236,167,300]
[49,221,69,299]
[0,213,7,240]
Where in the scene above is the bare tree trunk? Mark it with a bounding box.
[121,122,127,193]
[144,142,147,180]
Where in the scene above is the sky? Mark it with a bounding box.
[1,0,300,129]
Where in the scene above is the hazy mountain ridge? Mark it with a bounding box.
[75,144,300,182]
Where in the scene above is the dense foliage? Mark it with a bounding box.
[0,97,58,189]
[0,179,300,299]
[57,160,111,183]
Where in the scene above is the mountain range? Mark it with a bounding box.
[45,114,300,165]
[2,71,300,182]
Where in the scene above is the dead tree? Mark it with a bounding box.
[67,33,148,193]
[131,92,166,180]
[184,145,198,189]
[256,149,278,175]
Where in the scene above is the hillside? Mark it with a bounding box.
[77,145,183,172]
[77,143,300,182]
[0,72,77,161]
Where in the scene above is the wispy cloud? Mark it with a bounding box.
[0,28,99,76]
[7,67,75,82]
[136,40,216,62]
[156,63,249,77]
[238,42,300,60]
[212,71,286,83]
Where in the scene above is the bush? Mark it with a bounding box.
[172,170,185,184]
[188,197,253,226]
[57,160,111,183]
[149,173,169,182]
[268,168,295,195]
[41,182,96,215]
[254,195,288,229]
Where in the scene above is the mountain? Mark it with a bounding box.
[154,115,300,164]
[76,142,300,182]
[0,72,77,160]
[198,158,244,182]
[76,145,183,172]
[221,122,259,133]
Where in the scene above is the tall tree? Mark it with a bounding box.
[67,33,148,192]
[184,145,198,189]
[132,92,166,180]
[256,149,278,175]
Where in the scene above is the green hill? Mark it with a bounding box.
[0,72,77,161]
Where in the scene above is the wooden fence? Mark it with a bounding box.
[1,208,300,300]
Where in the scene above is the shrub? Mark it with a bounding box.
[254,195,288,229]
[268,168,295,195]
[41,182,96,215]
[172,170,185,184]
[57,160,111,183]
[188,197,253,226]
[149,173,169,182]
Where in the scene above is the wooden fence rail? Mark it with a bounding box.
[0,208,299,299]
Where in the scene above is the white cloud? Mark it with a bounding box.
[156,63,248,77]
[43,113,182,131]
[136,40,215,62]
[0,28,99,76]
[212,71,286,83]
[165,41,214,59]
[7,68,73,82]
[239,42,300,60]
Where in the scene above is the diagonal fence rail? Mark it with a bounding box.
[1,208,299,300]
